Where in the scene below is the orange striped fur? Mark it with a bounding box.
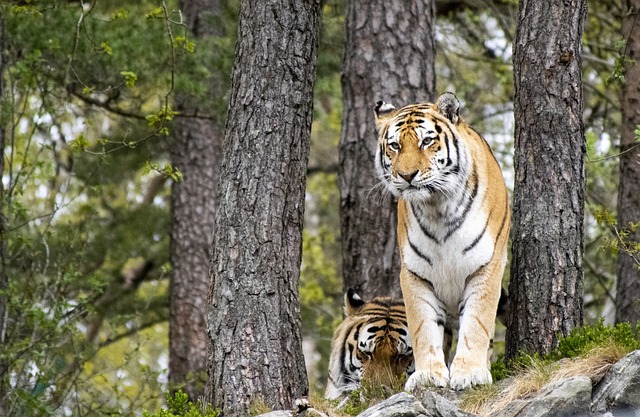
[374,93,510,391]
[325,289,414,399]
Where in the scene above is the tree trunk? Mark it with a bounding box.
[0,12,8,415]
[339,0,436,300]
[169,0,226,400]
[615,0,640,328]
[506,0,586,359]
[204,0,322,415]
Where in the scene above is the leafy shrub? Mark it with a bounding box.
[549,319,640,361]
[142,391,220,417]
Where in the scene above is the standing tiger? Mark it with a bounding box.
[325,289,414,400]
[373,92,510,391]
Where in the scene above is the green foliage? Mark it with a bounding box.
[494,320,640,381]
[490,354,509,381]
[549,319,640,361]
[142,391,220,417]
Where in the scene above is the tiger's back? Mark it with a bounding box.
[325,289,414,400]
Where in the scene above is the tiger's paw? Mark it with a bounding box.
[405,367,449,392]
[449,361,491,391]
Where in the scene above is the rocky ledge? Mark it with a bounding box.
[259,350,640,417]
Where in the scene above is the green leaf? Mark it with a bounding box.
[120,71,138,88]
[100,42,113,56]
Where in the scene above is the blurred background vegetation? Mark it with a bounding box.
[0,0,628,415]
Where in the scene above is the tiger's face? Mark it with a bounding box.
[374,93,465,202]
[351,315,414,387]
[325,290,414,399]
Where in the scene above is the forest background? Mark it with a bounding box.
[0,0,635,416]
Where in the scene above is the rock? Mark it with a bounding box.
[417,390,474,417]
[592,350,640,414]
[356,392,430,417]
[495,376,592,417]
[256,411,293,417]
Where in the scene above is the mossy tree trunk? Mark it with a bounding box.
[615,0,640,328]
[506,0,586,359]
[339,0,436,300]
[204,0,322,415]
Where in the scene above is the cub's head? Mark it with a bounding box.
[325,289,414,399]
[374,92,465,201]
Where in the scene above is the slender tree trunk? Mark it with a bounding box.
[506,0,586,359]
[339,0,436,300]
[169,0,226,400]
[204,0,322,415]
[615,0,640,328]
[0,13,9,415]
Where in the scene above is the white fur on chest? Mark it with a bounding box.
[402,198,494,311]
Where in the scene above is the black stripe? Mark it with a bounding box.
[406,268,446,321]
[407,235,433,266]
[443,132,452,167]
[410,203,440,243]
[444,162,479,240]
[406,267,435,291]
[462,212,491,254]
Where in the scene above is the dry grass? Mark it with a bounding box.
[461,342,628,416]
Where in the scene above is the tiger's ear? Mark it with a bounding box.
[435,92,460,124]
[345,288,366,316]
[374,100,396,129]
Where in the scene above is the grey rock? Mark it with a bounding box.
[496,376,592,417]
[418,390,473,417]
[592,350,640,414]
[356,392,430,417]
[256,412,293,417]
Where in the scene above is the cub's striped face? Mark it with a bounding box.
[325,290,414,399]
[374,94,463,201]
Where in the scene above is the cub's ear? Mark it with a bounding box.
[435,92,460,124]
[374,100,396,129]
[345,288,366,316]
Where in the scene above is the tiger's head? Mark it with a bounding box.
[374,92,467,202]
[325,289,414,400]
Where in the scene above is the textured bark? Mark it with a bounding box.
[615,1,640,327]
[0,13,8,415]
[506,0,586,359]
[204,0,322,415]
[169,0,224,400]
[339,0,436,300]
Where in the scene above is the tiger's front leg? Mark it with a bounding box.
[401,269,449,391]
[449,270,501,391]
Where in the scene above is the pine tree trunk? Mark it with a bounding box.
[204,0,322,415]
[169,0,226,400]
[615,0,640,328]
[339,0,436,299]
[506,0,586,359]
[0,12,8,415]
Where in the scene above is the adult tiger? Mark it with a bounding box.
[373,92,510,391]
[325,289,414,400]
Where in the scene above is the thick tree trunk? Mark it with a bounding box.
[339,0,436,300]
[169,0,225,400]
[615,0,640,328]
[204,0,322,415]
[506,0,586,359]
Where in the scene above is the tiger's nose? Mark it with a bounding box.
[399,171,418,184]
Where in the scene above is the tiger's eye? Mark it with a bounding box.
[388,142,400,151]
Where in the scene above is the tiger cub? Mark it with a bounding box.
[374,92,510,391]
[325,289,414,400]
